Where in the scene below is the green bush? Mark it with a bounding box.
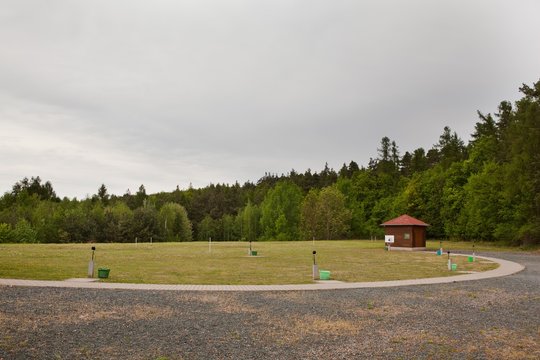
[13,219,38,243]
[0,223,14,243]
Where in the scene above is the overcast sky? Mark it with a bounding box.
[1,0,539,198]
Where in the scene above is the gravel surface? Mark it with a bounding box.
[0,252,538,360]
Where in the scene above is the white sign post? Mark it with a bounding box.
[88,260,94,278]
[384,235,394,251]
[88,246,96,278]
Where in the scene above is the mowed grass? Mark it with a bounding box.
[0,240,501,285]
[426,239,540,253]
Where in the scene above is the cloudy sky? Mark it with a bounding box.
[1,0,539,198]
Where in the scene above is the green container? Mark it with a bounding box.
[250,250,257,256]
[319,270,331,280]
[451,263,457,271]
[98,268,110,279]
[436,249,442,256]
[468,256,474,262]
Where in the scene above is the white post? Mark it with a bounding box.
[88,247,95,278]
[88,260,94,278]
[312,251,318,280]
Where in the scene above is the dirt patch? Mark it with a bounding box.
[257,313,362,345]
[480,328,540,360]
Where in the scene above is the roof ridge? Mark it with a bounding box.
[381,214,429,226]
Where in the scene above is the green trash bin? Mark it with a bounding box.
[98,268,110,279]
[250,250,258,256]
[451,263,457,271]
[319,270,331,280]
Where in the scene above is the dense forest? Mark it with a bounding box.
[1,80,538,245]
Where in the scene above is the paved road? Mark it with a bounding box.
[1,252,538,359]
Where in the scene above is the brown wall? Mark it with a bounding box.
[384,226,426,248]
[413,227,426,247]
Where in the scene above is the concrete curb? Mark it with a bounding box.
[0,254,525,292]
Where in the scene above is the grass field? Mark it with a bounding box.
[0,240,507,285]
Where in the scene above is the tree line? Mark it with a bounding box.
[1,80,538,245]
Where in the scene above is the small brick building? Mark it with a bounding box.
[381,214,429,250]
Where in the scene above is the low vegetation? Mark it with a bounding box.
[0,241,501,285]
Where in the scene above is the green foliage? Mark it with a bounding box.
[13,219,37,243]
[221,214,236,241]
[132,205,159,242]
[197,215,217,241]
[300,186,351,240]
[0,223,13,243]
[239,200,260,242]
[435,126,466,168]
[459,162,506,240]
[158,203,192,241]
[103,202,134,242]
[440,161,471,238]
[260,181,303,240]
[97,184,109,205]
[0,79,538,245]
[300,189,320,240]
[11,176,59,202]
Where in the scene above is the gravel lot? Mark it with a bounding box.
[1,252,538,360]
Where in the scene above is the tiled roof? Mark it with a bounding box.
[381,214,429,226]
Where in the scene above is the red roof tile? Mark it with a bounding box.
[381,214,429,227]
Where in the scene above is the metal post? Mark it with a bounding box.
[88,246,96,278]
[447,251,451,270]
[312,250,318,280]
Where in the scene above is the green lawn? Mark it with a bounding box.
[0,240,504,285]
[426,239,539,252]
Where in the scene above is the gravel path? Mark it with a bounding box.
[1,252,538,360]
